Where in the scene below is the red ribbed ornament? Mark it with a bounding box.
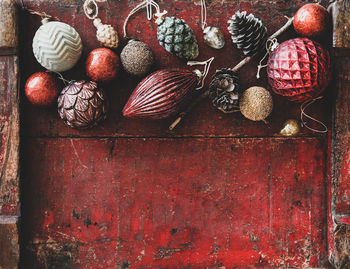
[123,69,199,119]
[267,38,331,102]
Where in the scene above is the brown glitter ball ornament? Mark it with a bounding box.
[239,86,273,121]
[120,40,155,76]
[58,81,108,129]
[280,119,301,136]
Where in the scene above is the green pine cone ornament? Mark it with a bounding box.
[157,17,199,60]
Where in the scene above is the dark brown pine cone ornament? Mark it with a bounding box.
[58,81,108,129]
[209,69,240,113]
[227,11,267,56]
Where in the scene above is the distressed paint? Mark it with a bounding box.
[0,0,20,268]
[21,137,330,268]
[18,0,334,268]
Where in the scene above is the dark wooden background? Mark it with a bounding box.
[4,0,350,268]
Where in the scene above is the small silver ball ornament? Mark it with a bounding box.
[203,26,225,49]
[280,119,301,136]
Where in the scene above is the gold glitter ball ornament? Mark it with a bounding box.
[239,86,273,121]
[280,119,301,136]
[93,18,119,48]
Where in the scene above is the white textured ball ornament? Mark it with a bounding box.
[32,18,83,72]
[93,18,119,48]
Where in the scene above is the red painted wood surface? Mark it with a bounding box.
[19,0,333,268]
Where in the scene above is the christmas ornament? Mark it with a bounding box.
[239,86,273,121]
[209,68,240,113]
[267,38,331,102]
[123,57,214,119]
[32,18,83,72]
[293,3,331,39]
[203,27,225,49]
[25,72,60,106]
[86,48,120,83]
[199,0,225,49]
[228,11,267,56]
[170,17,294,129]
[280,119,300,136]
[123,0,199,60]
[157,16,199,60]
[83,0,119,48]
[58,81,108,129]
[120,40,154,76]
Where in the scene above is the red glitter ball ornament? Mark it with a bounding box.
[293,4,331,39]
[267,38,331,102]
[86,48,119,83]
[25,72,60,106]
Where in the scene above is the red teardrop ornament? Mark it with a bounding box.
[267,38,331,102]
[123,69,199,119]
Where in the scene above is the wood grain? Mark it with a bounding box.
[328,0,350,48]
[0,0,18,55]
[21,137,329,268]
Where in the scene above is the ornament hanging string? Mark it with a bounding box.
[200,0,207,31]
[123,0,166,38]
[169,57,214,131]
[256,38,279,79]
[300,96,328,133]
[51,71,70,86]
[256,16,294,79]
[83,0,99,20]
[187,57,215,90]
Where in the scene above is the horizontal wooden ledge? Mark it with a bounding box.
[0,215,19,224]
[25,135,327,139]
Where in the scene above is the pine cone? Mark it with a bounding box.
[58,81,108,129]
[157,17,199,60]
[94,18,119,49]
[209,68,240,113]
[227,11,267,56]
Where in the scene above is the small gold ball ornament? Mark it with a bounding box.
[203,26,225,49]
[93,18,119,48]
[280,119,301,136]
[239,86,273,121]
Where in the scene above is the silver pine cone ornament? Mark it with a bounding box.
[227,11,267,56]
[58,81,108,129]
[157,16,199,60]
[209,69,240,113]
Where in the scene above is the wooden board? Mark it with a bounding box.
[12,0,350,268]
[22,137,329,268]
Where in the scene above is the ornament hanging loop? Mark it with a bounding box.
[300,96,328,133]
[187,57,215,90]
[123,0,165,39]
[200,0,207,31]
[256,38,279,79]
[83,0,99,20]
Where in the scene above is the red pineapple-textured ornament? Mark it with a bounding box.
[267,38,331,102]
[123,69,199,119]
